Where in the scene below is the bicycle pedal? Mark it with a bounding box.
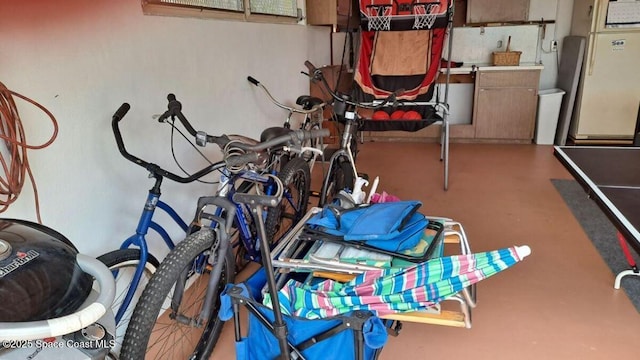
[309,190,320,198]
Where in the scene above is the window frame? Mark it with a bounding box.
[141,0,302,24]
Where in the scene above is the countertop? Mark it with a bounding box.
[441,63,544,74]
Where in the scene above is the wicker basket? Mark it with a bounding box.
[492,36,521,66]
[492,51,522,66]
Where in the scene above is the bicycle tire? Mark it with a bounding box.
[120,229,235,360]
[320,157,355,207]
[350,130,359,161]
[265,157,311,245]
[97,249,160,358]
[269,150,289,176]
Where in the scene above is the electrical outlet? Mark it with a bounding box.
[551,40,558,52]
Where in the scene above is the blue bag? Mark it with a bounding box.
[220,269,387,360]
[304,201,428,253]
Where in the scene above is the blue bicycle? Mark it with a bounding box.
[99,94,319,358]
[105,96,324,359]
[96,98,230,357]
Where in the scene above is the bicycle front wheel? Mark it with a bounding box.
[121,229,235,360]
[265,157,311,245]
[97,248,160,359]
[320,157,355,207]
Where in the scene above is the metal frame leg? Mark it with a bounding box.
[614,232,640,289]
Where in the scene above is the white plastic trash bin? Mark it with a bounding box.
[535,88,566,145]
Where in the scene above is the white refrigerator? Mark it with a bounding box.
[569,0,640,141]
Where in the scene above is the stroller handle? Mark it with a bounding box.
[0,254,116,341]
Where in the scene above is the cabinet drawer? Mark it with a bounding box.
[477,70,540,88]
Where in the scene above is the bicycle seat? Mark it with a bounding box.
[0,219,93,322]
[260,127,292,143]
[296,95,324,110]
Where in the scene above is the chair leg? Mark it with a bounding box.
[633,102,640,146]
[443,118,449,191]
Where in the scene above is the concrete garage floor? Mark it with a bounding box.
[210,141,640,360]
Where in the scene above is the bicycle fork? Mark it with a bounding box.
[171,196,237,327]
[319,120,358,207]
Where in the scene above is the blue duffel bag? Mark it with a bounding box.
[303,201,428,253]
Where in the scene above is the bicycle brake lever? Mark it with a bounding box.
[156,110,172,123]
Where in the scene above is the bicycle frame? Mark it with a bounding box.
[318,114,360,207]
[113,175,190,324]
[302,60,406,207]
[215,167,288,263]
[110,136,306,329]
[111,168,268,326]
[163,168,285,329]
[111,163,281,325]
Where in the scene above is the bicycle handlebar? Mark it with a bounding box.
[111,103,223,183]
[113,103,131,122]
[244,128,329,152]
[114,96,328,179]
[247,76,260,86]
[225,151,261,168]
[303,60,402,110]
[153,93,328,154]
[247,76,325,115]
[224,128,329,169]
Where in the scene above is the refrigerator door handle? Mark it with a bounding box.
[593,0,609,32]
[587,34,597,76]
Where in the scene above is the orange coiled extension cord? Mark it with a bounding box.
[0,81,58,223]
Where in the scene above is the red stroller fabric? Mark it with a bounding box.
[354,28,446,100]
[355,0,451,100]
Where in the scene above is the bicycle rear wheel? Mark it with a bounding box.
[120,229,235,360]
[265,157,311,245]
[98,249,160,358]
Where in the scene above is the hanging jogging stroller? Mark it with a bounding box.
[220,269,390,360]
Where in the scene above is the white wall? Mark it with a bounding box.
[0,0,330,259]
[446,0,574,124]
[538,0,575,90]
[0,0,574,257]
[453,0,573,88]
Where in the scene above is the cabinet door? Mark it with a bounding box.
[306,0,359,30]
[467,0,529,23]
[474,87,537,139]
